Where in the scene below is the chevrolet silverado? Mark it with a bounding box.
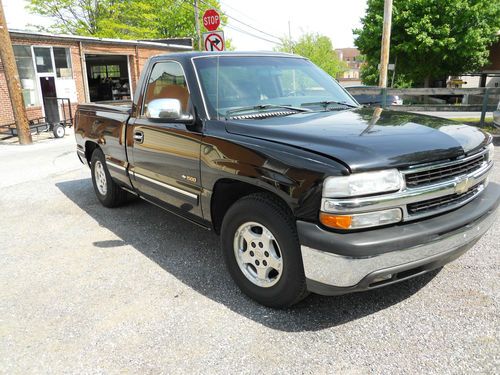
[74,52,499,307]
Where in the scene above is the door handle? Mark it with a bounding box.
[133,131,144,143]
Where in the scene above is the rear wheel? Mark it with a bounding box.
[221,193,309,308]
[90,149,128,207]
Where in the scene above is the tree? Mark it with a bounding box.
[275,33,346,78]
[27,0,228,49]
[354,0,500,87]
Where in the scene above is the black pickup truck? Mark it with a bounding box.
[75,52,499,308]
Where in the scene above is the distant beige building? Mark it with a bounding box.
[335,48,363,86]
[459,39,500,88]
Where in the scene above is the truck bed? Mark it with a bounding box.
[77,100,132,114]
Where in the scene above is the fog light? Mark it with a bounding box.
[320,208,402,230]
[372,274,393,283]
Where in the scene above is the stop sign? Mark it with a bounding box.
[203,9,220,31]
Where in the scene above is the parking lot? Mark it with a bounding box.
[1,133,499,374]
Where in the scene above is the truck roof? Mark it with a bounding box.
[151,51,302,62]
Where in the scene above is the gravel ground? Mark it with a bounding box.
[0,133,499,374]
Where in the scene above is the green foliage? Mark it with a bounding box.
[275,33,347,78]
[27,0,230,49]
[354,0,500,87]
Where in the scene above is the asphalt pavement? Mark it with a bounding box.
[0,132,499,374]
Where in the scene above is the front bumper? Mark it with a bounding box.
[298,183,500,295]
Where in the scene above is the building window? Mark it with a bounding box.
[53,47,73,78]
[12,45,39,107]
[33,47,54,73]
[91,65,121,79]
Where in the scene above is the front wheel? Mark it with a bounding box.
[221,193,309,308]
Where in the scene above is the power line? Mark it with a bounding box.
[196,0,283,42]
[225,24,282,46]
[181,0,283,46]
[219,0,277,31]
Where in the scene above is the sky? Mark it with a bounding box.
[3,0,368,51]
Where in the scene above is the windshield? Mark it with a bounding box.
[193,56,358,120]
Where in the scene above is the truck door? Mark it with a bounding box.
[127,60,203,220]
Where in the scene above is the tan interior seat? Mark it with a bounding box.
[145,83,189,111]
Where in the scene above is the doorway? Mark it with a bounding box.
[39,77,59,123]
[85,55,131,102]
[31,45,76,122]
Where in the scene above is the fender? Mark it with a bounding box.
[201,121,348,223]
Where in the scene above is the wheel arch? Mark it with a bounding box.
[210,178,294,234]
[84,141,100,166]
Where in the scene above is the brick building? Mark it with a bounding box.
[0,30,192,126]
[335,48,363,87]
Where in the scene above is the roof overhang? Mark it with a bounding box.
[8,29,193,51]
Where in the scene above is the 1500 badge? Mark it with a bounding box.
[182,174,197,183]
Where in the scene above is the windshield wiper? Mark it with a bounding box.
[301,100,358,110]
[225,104,311,119]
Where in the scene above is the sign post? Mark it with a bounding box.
[0,0,32,144]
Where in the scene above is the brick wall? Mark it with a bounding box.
[0,35,182,126]
[0,59,14,126]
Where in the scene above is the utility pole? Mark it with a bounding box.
[194,0,202,50]
[0,0,32,144]
[288,19,293,53]
[378,0,393,88]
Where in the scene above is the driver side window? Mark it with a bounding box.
[143,61,190,113]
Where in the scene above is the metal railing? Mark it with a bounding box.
[345,87,500,126]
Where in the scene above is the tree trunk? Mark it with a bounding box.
[424,75,431,88]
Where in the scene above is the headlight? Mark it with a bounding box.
[323,169,403,198]
[487,142,495,162]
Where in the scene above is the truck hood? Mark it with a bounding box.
[225,108,489,172]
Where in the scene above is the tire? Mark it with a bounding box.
[90,148,128,208]
[53,124,65,138]
[221,193,309,308]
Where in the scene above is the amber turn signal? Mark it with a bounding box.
[319,212,352,229]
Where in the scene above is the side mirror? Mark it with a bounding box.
[145,98,193,122]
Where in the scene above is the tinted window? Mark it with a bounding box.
[194,56,356,119]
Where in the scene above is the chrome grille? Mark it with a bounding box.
[405,153,485,188]
[407,184,483,215]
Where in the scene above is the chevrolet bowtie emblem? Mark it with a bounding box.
[455,177,470,195]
